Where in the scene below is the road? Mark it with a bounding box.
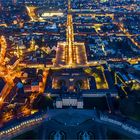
[67,14,75,65]
[114,22,140,49]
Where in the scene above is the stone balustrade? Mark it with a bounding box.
[100,115,140,135]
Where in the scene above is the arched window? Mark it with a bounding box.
[49,131,66,140]
[77,131,94,140]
